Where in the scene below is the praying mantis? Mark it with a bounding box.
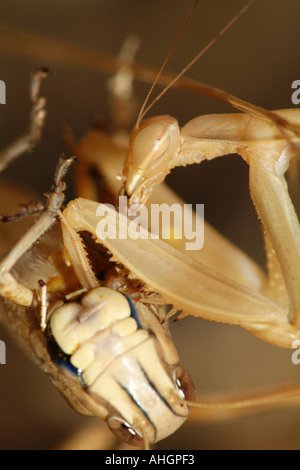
[1,0,300,450]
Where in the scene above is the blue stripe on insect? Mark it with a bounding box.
[46,330,83,377]
[124,294,142,329]
[57,357,82,377]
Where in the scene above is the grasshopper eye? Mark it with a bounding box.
[174,366,195,403]
[107,417,144,446]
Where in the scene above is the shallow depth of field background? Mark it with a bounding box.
[0,0,300,450]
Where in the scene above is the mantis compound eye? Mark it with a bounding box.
[124,115,181,201]
[107,417,144,446]
[132,122,172,170]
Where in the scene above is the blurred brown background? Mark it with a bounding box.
[0,0,300,450]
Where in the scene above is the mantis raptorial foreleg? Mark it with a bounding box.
[118,108,300,348]
[62,197,299,348]
[75,129,267,293]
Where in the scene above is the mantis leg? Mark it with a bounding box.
[62,198,298,348]
[116,110,300,347]
[75,128,267,293]
[249,155,300,328]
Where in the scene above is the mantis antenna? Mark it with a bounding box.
[135,0,256,128]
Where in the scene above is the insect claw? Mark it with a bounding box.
[52,154,76,187]
[46,155,76,216]
[40,66,51,75]
[30,67,49,103]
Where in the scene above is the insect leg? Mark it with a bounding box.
[249,155,300,329]
[0,68,48,173]
[62,198,286,327]
[38,280,48,331]
[187,384,300,423]
[107,35,140,134]
[59,207,100,290]
[0,155,74,307]
[0,200,45,223]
